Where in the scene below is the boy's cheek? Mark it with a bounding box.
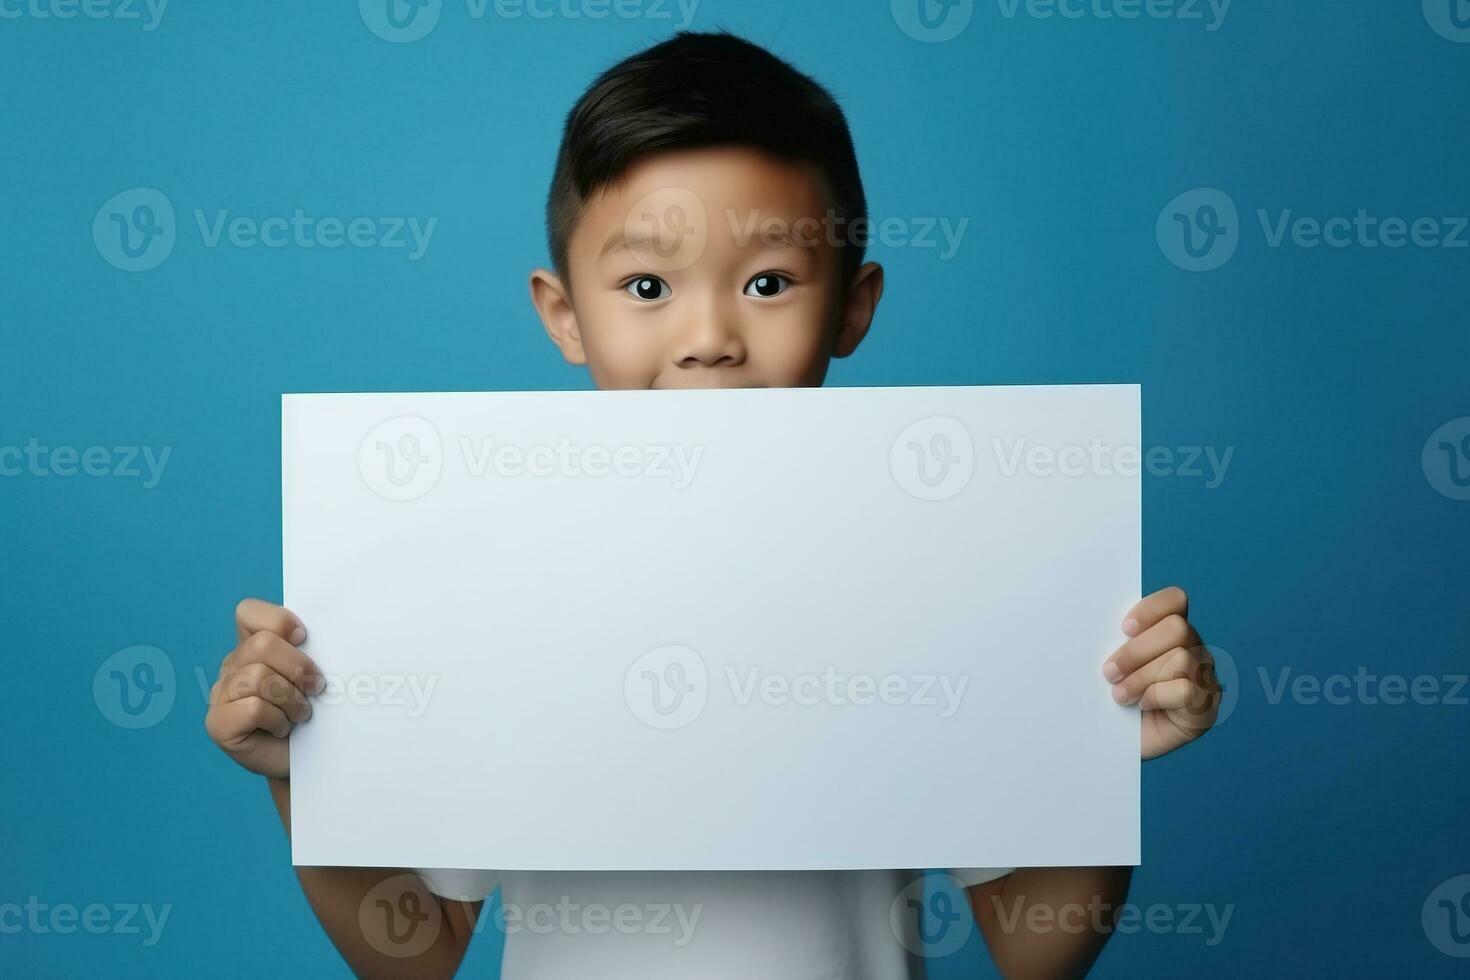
[744,308,839,385]
[581,330,665,390]
[747,342,829,387]
[561,293,662,389]
[584,348,660,390]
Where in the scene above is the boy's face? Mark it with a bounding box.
[530,147,883,390]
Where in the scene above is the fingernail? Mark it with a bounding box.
[1121,618,1139,637]
[1102,661,1123,683]
[1111,683,1132,704]
[290,625,307,645]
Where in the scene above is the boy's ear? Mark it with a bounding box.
[834,261,883,359]
[529,268,587,365]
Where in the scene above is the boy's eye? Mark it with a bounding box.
[625,275,670,301]
[744,273,789,298]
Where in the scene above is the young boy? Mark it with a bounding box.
[206,32,1220,979]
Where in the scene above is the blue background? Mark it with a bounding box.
[2,0,1467,976]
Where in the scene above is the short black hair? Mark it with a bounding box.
[547,31,868,283]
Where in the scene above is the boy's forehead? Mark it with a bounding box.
[570,146,833,258]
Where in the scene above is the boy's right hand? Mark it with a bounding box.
[205,599,324,779]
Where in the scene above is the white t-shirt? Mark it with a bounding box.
[417,867,1012,979]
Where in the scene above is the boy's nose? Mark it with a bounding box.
[675,306,748,369]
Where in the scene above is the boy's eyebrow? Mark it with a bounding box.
[598,219,822,260]
[599,229,662,259]
[740,224,816,248]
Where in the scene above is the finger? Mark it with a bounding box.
[1104,613,1196,681]
[1171,668,1223,731]
[217,663,312,724]
[223,630,324,694]
[1112,646,1207,705]
[1121,586,1188,638]
[235,598,307,646]
[1138,676,1205,711]
[206,696,292,743]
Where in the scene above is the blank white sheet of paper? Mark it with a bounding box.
[284,385,1141,871]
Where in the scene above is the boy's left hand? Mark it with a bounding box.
[1101,586,1221,760]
